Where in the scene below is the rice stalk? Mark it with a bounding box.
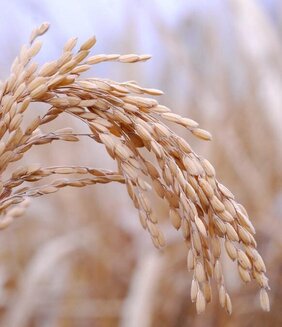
[0,23,270,314]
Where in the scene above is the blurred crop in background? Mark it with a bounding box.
[0,0,281,326]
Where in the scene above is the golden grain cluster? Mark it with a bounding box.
[0,23,269,314]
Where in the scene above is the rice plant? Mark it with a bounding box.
[0,23,270,316]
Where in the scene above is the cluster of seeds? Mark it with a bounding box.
[0,23,269,314]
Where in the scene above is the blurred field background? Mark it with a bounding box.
[0,0,281,326]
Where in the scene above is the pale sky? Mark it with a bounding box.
[0,0,280,78]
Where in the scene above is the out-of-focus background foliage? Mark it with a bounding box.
[0,0,281,326]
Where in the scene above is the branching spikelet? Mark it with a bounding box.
[0,23,269,314]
